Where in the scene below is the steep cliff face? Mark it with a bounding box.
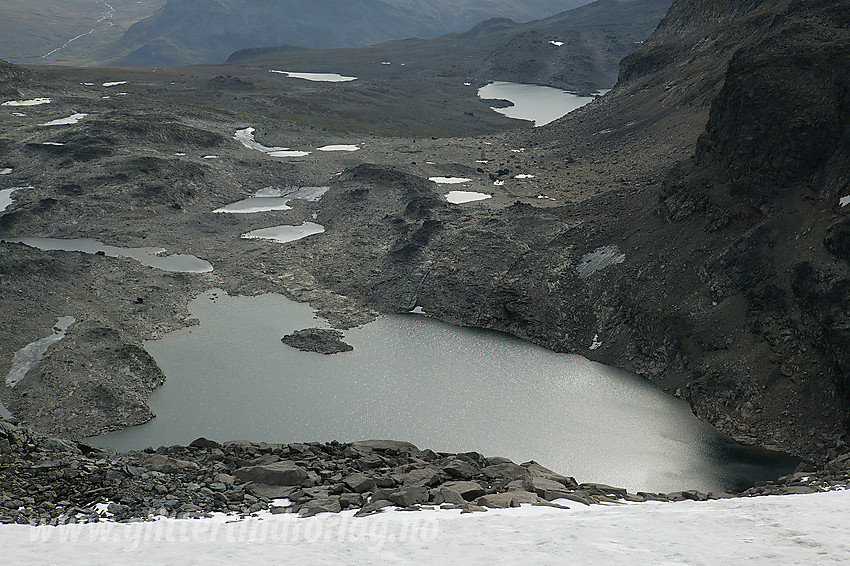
[656,0,850,411]
[590,0,850,457]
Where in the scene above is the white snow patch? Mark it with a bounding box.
[550,41,565,47]
[102,81,128,87]
[445,191,492,204]
[270,70,356,82]
[215,185,330,213]
[214,198,292,214]
[254,186,329,201]
[39,113,88,126]
[174,152,186,156]
[2,98,51,106]
[429,177,471,184]
[514,174,535,179]
[317,145,360,152]
[242,222,325,243]
[202,155,219,159]
[409,306,426,315]
[12,112,26,117]
[381,61,391,65]
[475,160,488,164]
[41,142,64,146]
[83,82,94,86]
[840,195,850,207]
[0,168,12,175]
[5,491,850,565]
[493,180,505,186]
[0,186,29,212]
[234,127,289,153]
[577,245,626,279]
[464,82,472,86]
[268,150,311,158]
[6,317,75,387]
[589,334,603,350]
[537,195,555,201]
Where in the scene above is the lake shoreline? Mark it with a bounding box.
[2,416,847,526]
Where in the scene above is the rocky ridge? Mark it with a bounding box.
[229,0,673,93]
[2,417,848,526]
[102,0,592,67]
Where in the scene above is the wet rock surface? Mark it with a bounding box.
[3,418,846,525]
[281,328,353,355]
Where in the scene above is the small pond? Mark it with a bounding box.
[478,82,596,126]
[8,238,213,273]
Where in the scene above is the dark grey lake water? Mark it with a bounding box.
[91,291,797,493]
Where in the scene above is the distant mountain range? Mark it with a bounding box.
[0,0,165,66]
[99,0,594,67]
[228,0,673,92]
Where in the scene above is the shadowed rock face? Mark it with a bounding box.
[654,0,850,410]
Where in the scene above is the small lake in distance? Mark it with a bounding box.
[91,291,797,493]
[478,82,597,126]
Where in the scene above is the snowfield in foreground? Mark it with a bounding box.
[3,490,848,565]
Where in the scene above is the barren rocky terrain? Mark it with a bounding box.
[1,0,849,479]
[2,416,848,525]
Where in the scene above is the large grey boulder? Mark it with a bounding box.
[235,461,308,486]
[139,454,200,473]
[351,440,419,454]
[525,476,570,497]
[299,497,342,517]
[523,462,577,488]
[244,484,298,499]
[388,486,429,507]
[430,487,466,506]
[355,500,394,517]
[476,491,545,509]
[481,462,528,482]
[442,481,486,501]
[828,453,850,471]
[343,472,376,493]
[339,493,364,509]
[392,466,441,487]
[443,459,479,480]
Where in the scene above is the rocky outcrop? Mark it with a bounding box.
[281,328,353,354]
[0,419,850,525]
[4,418,845,525]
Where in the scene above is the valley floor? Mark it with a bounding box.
[3,489,848,565]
